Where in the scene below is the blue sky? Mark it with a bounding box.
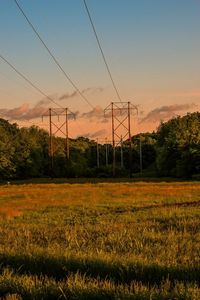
[0,0,199,135]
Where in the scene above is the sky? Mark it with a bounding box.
[0,0,199,139]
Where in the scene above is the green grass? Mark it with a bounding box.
[0,181,199,299]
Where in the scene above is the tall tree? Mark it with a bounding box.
[156,112,200,177]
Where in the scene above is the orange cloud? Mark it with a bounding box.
[140,103,198,124]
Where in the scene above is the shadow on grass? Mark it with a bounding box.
[0,253,199,286]
[98,200,200,217]
[131,200,200,211]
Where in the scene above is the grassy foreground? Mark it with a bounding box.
[0,181,199,299]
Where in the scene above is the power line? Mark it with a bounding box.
[0,69,40,94]
[0,53,63,109]
[83,0,122,102]
[13,0,94,109]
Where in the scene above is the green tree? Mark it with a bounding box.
[14,126,49,178]
[0,119,19,179]
[156,112,200,178]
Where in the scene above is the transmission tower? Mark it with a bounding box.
[104,102,138,176]
[42,108,75,175]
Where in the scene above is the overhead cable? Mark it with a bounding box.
[0,54,63,109]
[14,0,94,109]
[83,0,122,102]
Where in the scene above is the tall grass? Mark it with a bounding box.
[0,181,199,299]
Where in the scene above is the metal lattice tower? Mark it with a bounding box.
[104,102,138,176]
[42,108,75,176]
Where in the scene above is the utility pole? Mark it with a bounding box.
[139,134,143,174]
[128,102,132,177]
[111,102,116,176]
[120,136,124,169]
[65,108,69,160]
[104,101,138,177]
[105,137,108,166]
[96,138,100,168]
[49,108,53,175]
[42,107,75,177]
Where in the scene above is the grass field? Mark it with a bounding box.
[0,181,199,299]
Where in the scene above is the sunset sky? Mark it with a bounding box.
[0,0,199,139]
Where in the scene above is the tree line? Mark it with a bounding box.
[0,112,199,180]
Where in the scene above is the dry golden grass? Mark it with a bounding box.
[0,181,199,218]
[0,180,199,299]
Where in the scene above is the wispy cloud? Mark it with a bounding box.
[82,129,107,139]
[140,103,197,124]
[0,103,29,120]
[81,106,104,119]
[80,104,133,122]
[59,87,103,101]
[0,87,104,121]
[0,102,47,121]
